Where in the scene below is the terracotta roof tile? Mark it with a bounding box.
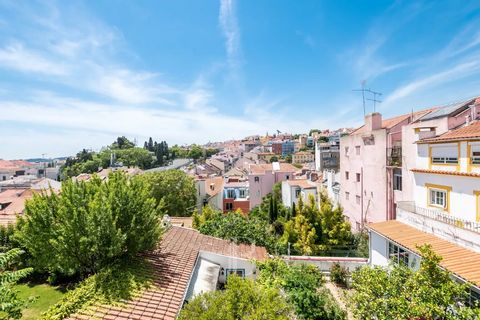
[411,168,480,178]
[69,227,267,320]
[368,220,480,287]
[353,109,433,135]
[418,121,480,143]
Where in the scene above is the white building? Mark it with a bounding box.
[368,120,480,296]
[281,179,318,208]
[322,169,340,207]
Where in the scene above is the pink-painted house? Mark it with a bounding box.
[340,110,430,230]
[248,162,299,209]
[341,97,480,231]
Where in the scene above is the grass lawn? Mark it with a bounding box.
[15,283,67,320]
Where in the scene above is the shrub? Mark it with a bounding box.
[330,263,349,287]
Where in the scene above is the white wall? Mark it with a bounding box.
[370,231,389,267]
[199,251,258,284]
[281,181,292,207]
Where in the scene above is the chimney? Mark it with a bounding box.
[365,112,382,131]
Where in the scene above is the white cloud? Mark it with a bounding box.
[0,42,68,75]
[219,0,241,70]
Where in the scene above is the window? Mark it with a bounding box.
[355,146,360,155]
[345,171,349,180]
[295,188,301,198]
[286,175,290,180]
[388,241,409,266]
[254,176,259,182]
[345,146,349,156]
[356,195,361,205]
[226,189,235,199]
[345,192,350,200]
[225,202,233,211]
[393,169,402,191]
[356,173,361,182]
[226,269,245,278]
[429,189,447,208]
[432,157,458,164]
[239,189,246,198]
[472,151,480,165]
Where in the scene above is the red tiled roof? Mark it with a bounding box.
[418,121,480,143]
[353,109,433,135]
[0,160,34,170]
[411,168,480,178]
[204,176,224,197]
[70,226,267,320]
[248,163,299,174]
[0,189,33,226]
[286,179,317,189]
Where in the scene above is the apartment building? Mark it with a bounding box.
[223,179,250,213]
[281,179,318,208]
[340,111,431,230]
[292,151,314,164]
[368,120,480,297]
[314,140,340,172]
[248,162,298,209]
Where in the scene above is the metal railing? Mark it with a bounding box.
[387,147,402,167]
[397,201,480,233]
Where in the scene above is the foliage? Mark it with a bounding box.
[40,259,152,320]
[144,138,170,166]
[269,156,279,163]
[193,206,278,252]
[284,154,292,163]
[0,225,17,252]
[178,275,292,320]
[0,249,33,319]
[144,170,196,216]
[257,258,346,320]
[330,263,349,287]
[17,172,164,277]
[350,244,480,320]
[280,192,353,256]
[15,284,66,320]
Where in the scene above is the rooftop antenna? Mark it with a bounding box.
[365,89,382,112]
[353,80,367,116]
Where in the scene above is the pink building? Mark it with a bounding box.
[340,111,430,230]
[248,162,298,209]
[341,97,480,231]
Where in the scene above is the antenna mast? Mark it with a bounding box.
[353,80,367,116]
[365,89,382,112]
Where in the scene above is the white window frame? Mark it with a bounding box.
[388,241,409,266]
[429,188,447,209]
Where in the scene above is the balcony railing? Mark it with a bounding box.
[397,201,480,234]
[387,147,402,167]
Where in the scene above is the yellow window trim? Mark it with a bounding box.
[426,183,451,213]
[475,191,480,222]
[428,143,460,171]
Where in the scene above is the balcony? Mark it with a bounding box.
[387,147,402,167]
[396,201,480,252]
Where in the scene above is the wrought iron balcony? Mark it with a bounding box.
[387,147,402,167]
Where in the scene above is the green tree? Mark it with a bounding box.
[0,249,33,319]
[317,192,352,252]
[144,170,197,216]
[350,245,480,319]
[188,144,204,160]
[17,172,163,277]
[112,136,135,149]
[285,154,292,163]
[269,156,279,163]
[178,275,292,320]
[257,258,346,320]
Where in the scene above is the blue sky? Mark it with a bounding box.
[1,0,480,159]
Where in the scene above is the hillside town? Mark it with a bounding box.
[3,1,480,319]
[2,97,480,319]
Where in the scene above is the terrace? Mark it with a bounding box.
[396,201,480,252]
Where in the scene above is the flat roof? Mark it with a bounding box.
[368,220,480,287]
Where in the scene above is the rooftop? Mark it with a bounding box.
[352,109,433,135]
[368,220,480,287]
[70,226,267,320]
[411,168,480,178]
[418,121,480,144]
[417,97,476,121]
[285,179,317,189]
[248,162,299,175]
[0,189,33,226]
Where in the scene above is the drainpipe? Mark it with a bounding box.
[361,166,364,230]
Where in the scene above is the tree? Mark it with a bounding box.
[317,192,352,252]
[350,245,480,319]
[178,275,292,320]
[144,170,197,216]
[188,144,204,160]
[257,258,346,320]
[17,172,164,277]
[0,249,33,319]
[112,136,135,149]
[285,154,292,163]
[269,156,279,163]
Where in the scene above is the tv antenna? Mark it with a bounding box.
[353,80,368,116]
[366,89,382,112]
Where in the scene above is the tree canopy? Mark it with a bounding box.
[178,275,292,320]
[17,172,164,277]
[144,170,197,216]
[350,244,480,319]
